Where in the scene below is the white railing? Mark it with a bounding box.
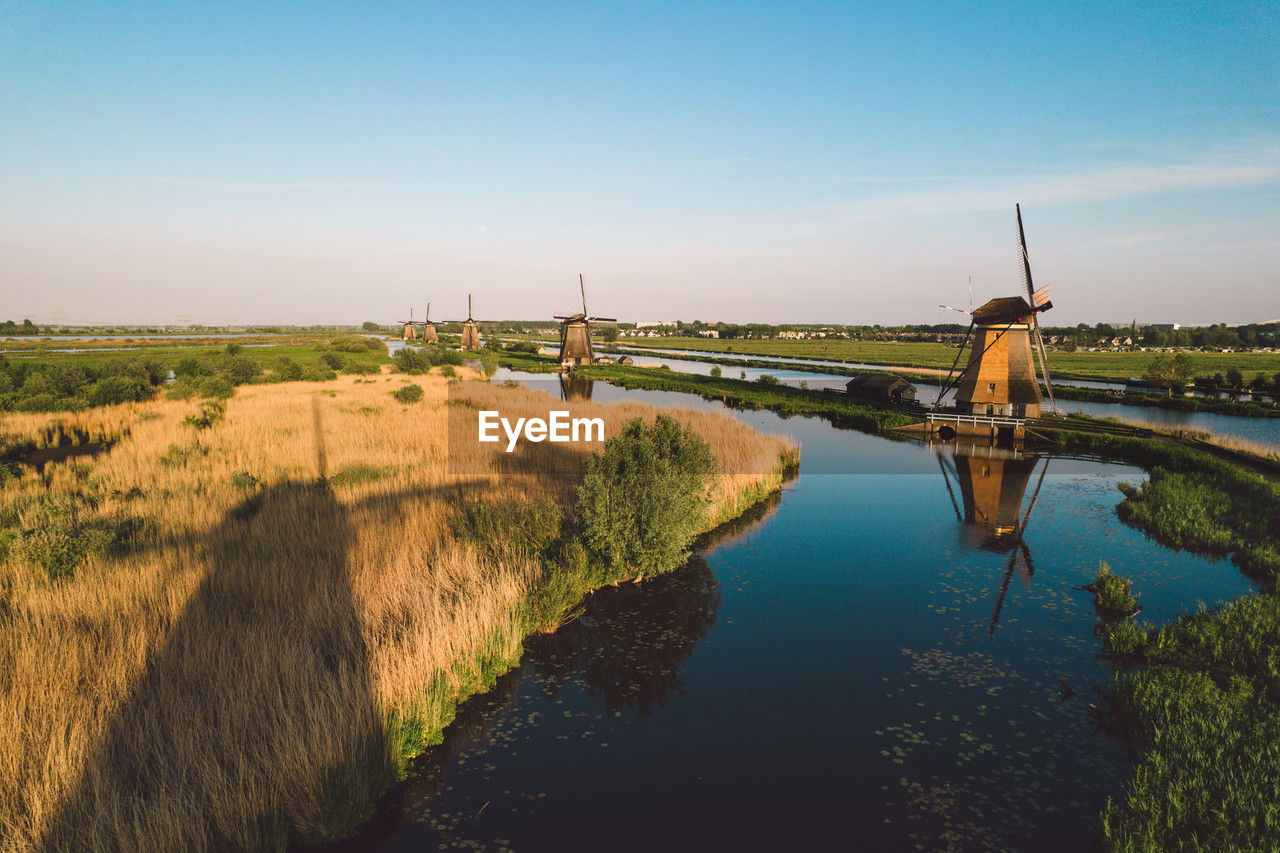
[927,412,1026,428]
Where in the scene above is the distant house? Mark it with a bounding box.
[845,375,917,403]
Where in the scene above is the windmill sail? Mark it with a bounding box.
[1016,204,1058,414]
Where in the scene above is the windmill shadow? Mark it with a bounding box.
[40,400,484,850]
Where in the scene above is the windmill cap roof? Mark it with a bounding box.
[973,296,1034,324]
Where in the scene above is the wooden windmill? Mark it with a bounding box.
[935,205,1058,419]
[447,294,484,351]
[937,442,1050,635]
[555,274,616,367]
[420,302,438,344]
[400,308,419,342]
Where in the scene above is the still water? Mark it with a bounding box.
[595,349,1280,450]
[340,374,1258,851]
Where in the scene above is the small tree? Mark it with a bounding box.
[577,415,717,580]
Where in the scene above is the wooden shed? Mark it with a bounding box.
[845,375,917,403]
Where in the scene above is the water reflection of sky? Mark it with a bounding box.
[347,374,1259,851]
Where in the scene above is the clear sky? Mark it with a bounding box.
[2,1,1277,326]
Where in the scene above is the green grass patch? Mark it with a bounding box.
[1099,594,1280,850]
[327,464,393,488]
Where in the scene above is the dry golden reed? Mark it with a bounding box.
[0,370,792,850]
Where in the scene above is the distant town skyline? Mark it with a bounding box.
[3,2,1277,327]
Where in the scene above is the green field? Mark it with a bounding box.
[603,337,1280,382]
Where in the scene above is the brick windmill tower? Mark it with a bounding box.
[936,205,1058,419]
[556,274,616,368]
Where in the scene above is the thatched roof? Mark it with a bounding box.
[973,297,1034,325]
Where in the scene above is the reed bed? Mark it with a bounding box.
[0,372,793,850]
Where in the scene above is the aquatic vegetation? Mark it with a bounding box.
[1099,594,1280,850]
[1087,563,1140,616]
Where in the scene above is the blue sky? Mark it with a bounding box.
[2,1,1277,325]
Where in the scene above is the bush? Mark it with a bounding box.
[320,352,345,370]
[198,375,235,400]
[175,356,213,378]
[1089,562,1139,615]
[184,400,226,431]
[477,351,499,377]
[755,374,779,386]
[301,364,338,382]
[343,360,379,375]
[709,366,722,378]
[439,365,456,378]
[393,348,431,374]
[391,384,424,404]
[577,415,717,579]
[86,375,153,406]
[222,355,262,385]
[273,357,303,381]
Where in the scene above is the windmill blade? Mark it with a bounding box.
[579,273,588,316]
[968,275,974,313]
[468,294,474,321]
[1014,541,1035,588]
[939,304,971,315]
[588,316,617,323]
[1016,203,1035,303]
[426,302,431,323]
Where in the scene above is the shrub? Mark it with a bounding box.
[184,400,226,431]
[391,384,424,404]
[343,360,379,375]
[273,357,303,381]
[301,365,338,382]
[320,352,345,370]
[221,355,262,385]
[230,471,260,489]
[1089,562,1139,615]
[20,522,113,580]
[577,415,718,579]
[85,375,153,407]
[477,351,499,378]
[506,340,539,354]
[175,356,213,378]
[439,365,456,378]
[198,375,235,400]
[755,374,779,386]
[392,348,430,374]
[709,366,722,378]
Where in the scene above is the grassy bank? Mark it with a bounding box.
[572,362,919,432]
[603,337,1280,381]
[0,372,794,849]
[1098,594,1280,850]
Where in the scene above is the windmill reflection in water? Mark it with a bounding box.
[936,440,1050,636]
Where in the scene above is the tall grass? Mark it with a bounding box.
[0,371,793,849]
[1098,594,1280,850]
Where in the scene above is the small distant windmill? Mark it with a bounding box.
[420,303,438,344]
[555,274,616,367]
[400,308,419,342]
[934,205,1058,418]
[447,295,484,351]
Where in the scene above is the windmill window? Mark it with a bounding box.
[987,383,996,393]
